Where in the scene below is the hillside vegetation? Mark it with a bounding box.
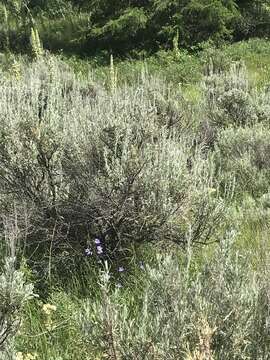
[0,1,270,359]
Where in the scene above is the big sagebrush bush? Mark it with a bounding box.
[214,124,270,197]
[202,62,269,128]
[0,57,224,268]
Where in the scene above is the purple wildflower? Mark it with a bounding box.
[85,248,93,256]
[118,266,125,273]
[96,245,103,255]
[94,238,101,245]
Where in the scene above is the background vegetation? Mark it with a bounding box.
[0,0,270,55]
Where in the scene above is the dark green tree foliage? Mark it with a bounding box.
[1,0,270,54]
[78,0,270,53]
[182,0,238,44]
[80,0,240,53]
[149,0,238,48]
[235,0,270,38]
[87,6,148,52]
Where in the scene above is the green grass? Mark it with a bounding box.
[61,38,270,90]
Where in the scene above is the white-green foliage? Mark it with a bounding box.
[214,124,270,197]
[203,62,269,127]
[60,75,223,247]
[201,61,270,199]
[78,232,270,359]
[257,87,270,123]
[0,57,87,208]
[0,257,35,356]
[0,56,223,253]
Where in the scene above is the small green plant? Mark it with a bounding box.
[173,29,181,60]
[0,4,10,52]
[30,28,43,59]
[109,54,118,92]
[0,258,35,355]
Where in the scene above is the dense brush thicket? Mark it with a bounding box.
[0,54,270,358]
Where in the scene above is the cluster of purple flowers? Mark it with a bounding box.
[95,238,104,255]
[85,238,104,257]
[115,266,125,289]
[84,239,146,290]
[84,248,93,256]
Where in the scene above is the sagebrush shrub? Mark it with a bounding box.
[256,88,270,123]
[0,56,224,269]
[78,231,270,359]
[214,124,270,197]
[0,258,35,357]
[203,62,258,127]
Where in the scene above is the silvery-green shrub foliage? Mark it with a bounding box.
[0,56,224,258]
[78,231,270,359]
[203,62,259,127]
[214,124,270,197]
[203,62,270,199]
[256,88,270,123]
[0,257,35,356]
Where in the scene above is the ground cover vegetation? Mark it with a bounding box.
[0,1,270,359]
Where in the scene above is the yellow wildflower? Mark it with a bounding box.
[16,353,24,360]
[42,303,57,315]
[25,353,38,360]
